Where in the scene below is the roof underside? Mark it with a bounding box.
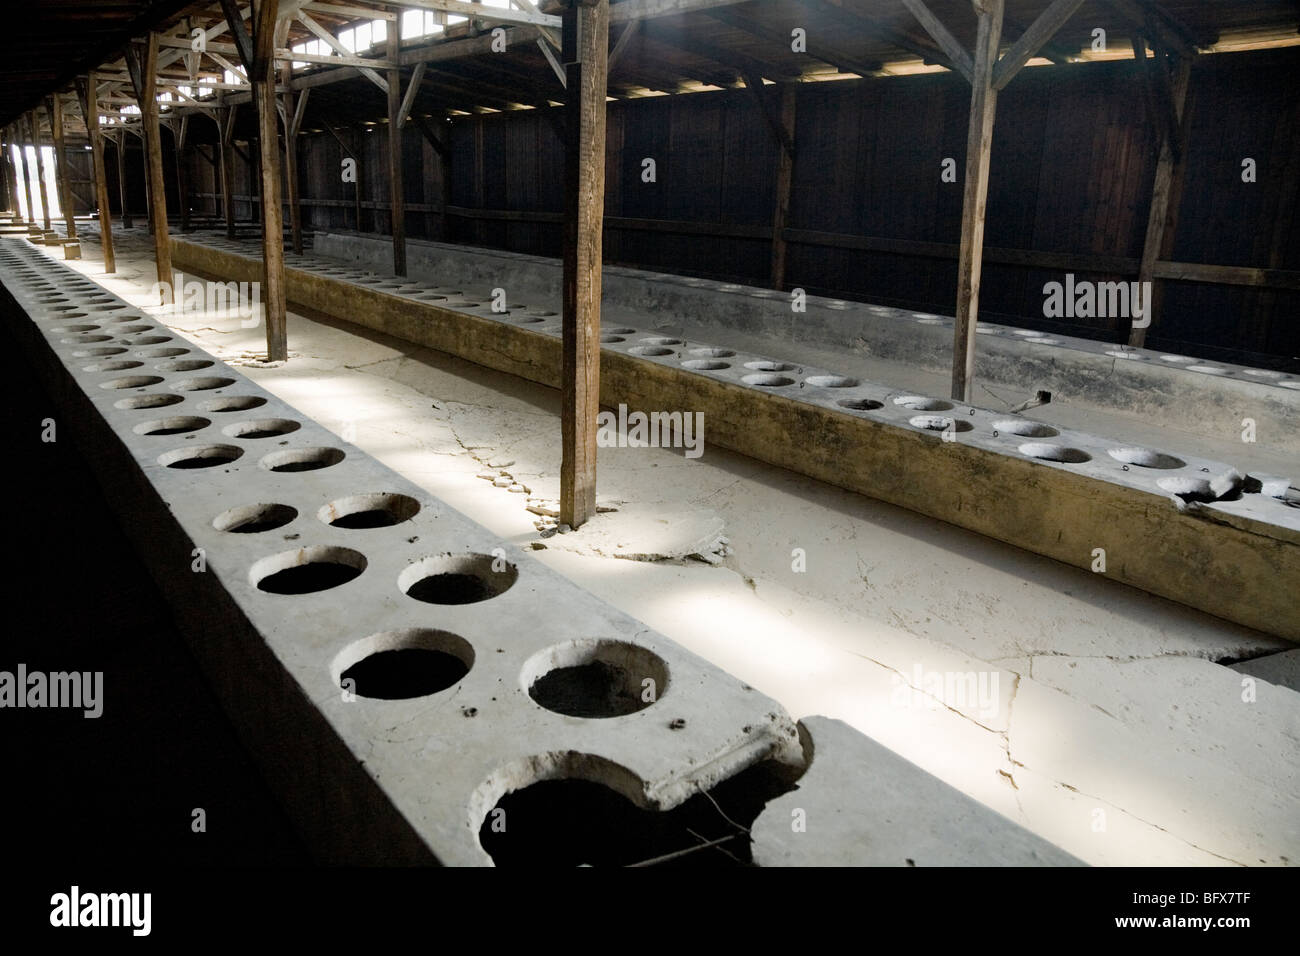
[4,1,1299,138]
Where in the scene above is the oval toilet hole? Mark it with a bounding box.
[83,360,143,372]
[681,359,730,371]
[893,395,952,411]
[399,552,518,605]
[72,347,129,358]
[198,395,268,413]
[522,638,670,719]
[1107,447,1186,469]
[115,393,185,410]
[135,347,190,358]
[600,335,626,343]
[332,629,473,701]
[742,373,796,387]
[221,418,302,440]
[170,377,237,392]
[805,375,858,388]
[158,444,243,469]
[1019,442,1092,464]
[640,336,682,346]
[250,545,367,595]
[319,493,421,529]
[689,347,735,358]
[606,327,636,335]
[259,447,346,473]
[156,359,215,373]
[213,502,298,533]
[909,415,973,433]
[629,346,675,357]
[100,375,165,390]
[990,419,1059,437]
[837,398,884,411]
[744,360,794,372]
[133,416,211,436]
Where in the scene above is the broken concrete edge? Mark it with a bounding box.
[309,229,1300,451]
[3,239,818,866]
[752,717,1085,867]
[169,237,1300,643]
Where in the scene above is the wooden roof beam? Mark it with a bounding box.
[706,7,886,78]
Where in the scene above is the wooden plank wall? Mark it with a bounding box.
[171,46,1299,364]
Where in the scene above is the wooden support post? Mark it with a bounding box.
[770,84,795,290]
[47,95,79,246]
[353,129,365,232]
[218,108,238,239]
[1130,49,1191,347]
[174,116,191,232]
[19,121,39,224]
[387,25,406,275]
[413,114,451,243]
[30,110,52,231]
[81,75,116,272]
[950,0,1003,403]
[281,62,304,254]
[138,34,174,303]
[560,0,609,530]
[114,135,133,230]
[241,0,288,361]
[0,128,16,217]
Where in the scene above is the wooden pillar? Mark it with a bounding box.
[47,95,79,244]
[770,85,796,290]
[140,130,154,234]
[30,111,52,231]
[139,34,173,303]
[1129,46,1191,348]
[114,135,133,230]
[21,118,40,225]
[0,128,16,217]
[950,0,1003,403]
[354,129,365,232]
[386,26,406,275]
[559,0,610,530]
[82,75,116,272]
[246,0,288,361]
[281,63,303,255]
[220,106,238,239]
[174,116,191,232]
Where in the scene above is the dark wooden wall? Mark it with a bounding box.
[169,46,1300,365]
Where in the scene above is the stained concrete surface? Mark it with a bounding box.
[35,227,1300,867]
[751,717,1081,866]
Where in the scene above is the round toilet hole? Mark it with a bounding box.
[1107,447,1186,469]
[221,419,302,439]
[522,639,669,719]
[213,503,298,533]
[198,396,267,413]
[399,552,518,605]
[332,629,473,700]
[1019,443,1091,463]
[319,493,421,529]
[251,546,367,594]
[133,416,211,436]
[259,447,346,473]
[158,444,243,469]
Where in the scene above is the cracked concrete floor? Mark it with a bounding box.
[45,229,1300,867]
